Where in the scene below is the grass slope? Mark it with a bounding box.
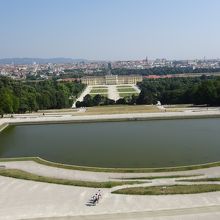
[117,88,136,93]
[116,174,202,180]
[0,168,144,188]
[1,157,220,173]
[92,86,107,89]
[113,184,220,195]
[177,177,220,182]
[90,89,108,93]
[80,105,159,115]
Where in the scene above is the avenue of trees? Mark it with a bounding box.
[0,76,85,115]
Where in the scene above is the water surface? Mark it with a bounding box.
[0,119,220,168]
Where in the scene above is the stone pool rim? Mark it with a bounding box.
[1,112,220,131]
[1,156,220,173]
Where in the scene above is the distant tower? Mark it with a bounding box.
[107,62,112,75]
[145,56,148,64]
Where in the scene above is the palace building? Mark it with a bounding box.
[81,75,143,85]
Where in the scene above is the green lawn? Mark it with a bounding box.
[116,174,202,180]
[92,86,107,89]
[177,177,220,182]
[117,88,137,93]
[113,184,220,195]
[90,89,108,93]
[0,168,145,188]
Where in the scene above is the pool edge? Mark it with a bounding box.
[0,156,220,173]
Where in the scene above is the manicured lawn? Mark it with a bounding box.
[90,89,108,93]
[92,86,107,89]
[116,174,201,180]
[117,88,136,93]
[113,184,220,195]
[81,105,160,116]
[177,177,220,182]
[0,168,145,188]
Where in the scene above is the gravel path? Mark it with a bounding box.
[131,84,141,93]
[108,85,120,101]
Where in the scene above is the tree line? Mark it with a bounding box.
[0,76,85,116]
[137,76,220,105]
[1,76,220,114]
[111,67,220,76]
[60,67,220,80]
[76,76,220,107]
[75,94,139,108]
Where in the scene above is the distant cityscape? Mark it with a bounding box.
[1,57,220,80]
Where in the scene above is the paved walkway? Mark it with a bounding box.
[72,84,140,106]
[108,85,120,101]
[72,86,92,108]
[1,107,220,129]
[30,206,220,219]
[131,84,141,93]
[1,175,220,220]
[1,108,220,219]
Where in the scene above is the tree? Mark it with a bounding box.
[93,94,102,106]
[83,94,93,107]
[0,108,4,118]
[0,89,14,113]
[194,81,217,105]
[0,76,85,113]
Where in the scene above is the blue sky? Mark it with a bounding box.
[0,0,220,60]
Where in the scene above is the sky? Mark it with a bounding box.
[0,0,220,60]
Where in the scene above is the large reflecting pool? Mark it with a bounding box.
[0,118,220,168]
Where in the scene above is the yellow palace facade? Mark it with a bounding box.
[81,75,143,85]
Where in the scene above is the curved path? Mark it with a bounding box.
[1,110,220,219]
[1,160,220,182]
[1,174,220,220]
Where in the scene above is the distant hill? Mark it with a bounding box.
[0,58,87,65]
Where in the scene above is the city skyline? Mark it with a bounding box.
[0,56,220,63]
[1,0,220,60]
